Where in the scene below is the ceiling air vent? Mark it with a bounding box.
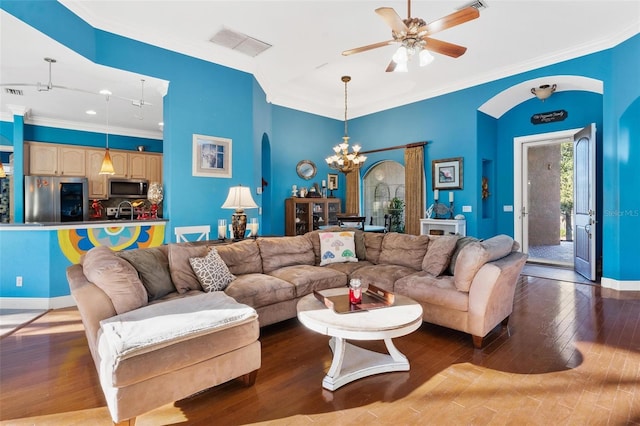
[4,88,24,96]
[459,0,489,10]
[210,27,272,57]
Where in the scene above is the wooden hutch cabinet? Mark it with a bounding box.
[285,198,341,236]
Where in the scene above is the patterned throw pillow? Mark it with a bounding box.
[189,248,236,292]
[319,231,358,266]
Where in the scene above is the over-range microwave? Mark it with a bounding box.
[108,178,149,199]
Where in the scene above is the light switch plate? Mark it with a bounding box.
[504,205,514,212]
[256,187,263,195]
[462,205,472,213]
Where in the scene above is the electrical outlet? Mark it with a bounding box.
[504,205,514,212]
[16,276,23,287]
[462,205,472,213]
[256,187,263,195]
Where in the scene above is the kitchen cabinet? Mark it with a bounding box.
[86,149,109,199]
[146,153,163,184]
[28,143,85,176]
[285,197,341,236]
[27,142,163,199]
[419,218,466,237]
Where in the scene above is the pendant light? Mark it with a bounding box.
[99,90,115,175]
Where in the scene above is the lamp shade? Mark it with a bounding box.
[221,185,258,211]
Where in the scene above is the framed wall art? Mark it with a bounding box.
[432,157,463,190]
[192,134,232,178]
[327,173,339,190]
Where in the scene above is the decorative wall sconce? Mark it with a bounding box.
[531,84,557,101]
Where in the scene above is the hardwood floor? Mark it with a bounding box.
[1,275,639,425]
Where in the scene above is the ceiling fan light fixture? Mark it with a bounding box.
[419,49,434,66]
[393,46,409,63]
[395,61,409,72]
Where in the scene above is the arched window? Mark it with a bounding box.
[362,161,405,227]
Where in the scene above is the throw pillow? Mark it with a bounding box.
[116,247,175,301]
[189,247,236,292]
[81,246,148,314]
[319,231,358,266]
[448,236,479,275]
[168,243,208,293]
[422,235,460,276]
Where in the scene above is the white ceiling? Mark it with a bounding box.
[1,1,639,140]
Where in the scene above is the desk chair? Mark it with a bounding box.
[336,215,366,230]
[175,225,211,242]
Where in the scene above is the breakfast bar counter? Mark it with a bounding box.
[0,220,167,308]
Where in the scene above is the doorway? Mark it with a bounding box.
[514,125,597,281]
[525,141,574,266]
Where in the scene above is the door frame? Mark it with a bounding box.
[513,127,581,255]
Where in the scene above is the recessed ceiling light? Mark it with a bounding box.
[86,110,97,115]
[99,89,112,96]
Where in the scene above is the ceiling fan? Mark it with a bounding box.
[342,0,480,72]
[1,57,153,107]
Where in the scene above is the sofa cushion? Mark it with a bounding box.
[422,235,459,276]
[189,248,236,292]
[216,239,263,275]
[258,236,315,273]
[448,236,479,275]
[307,227,366,264]
[453,234,515,292]
[268,265,347,297]
[81,246,148,315]
[324,260,373,277]
[453,242,491,292]
[116,246,174,301]
[319,231,358,266]
[350,264,419,293]
[378,233,430,270]
[482,234,516,261]
[395,271,468,312]
[224,274,295,309]
[98,292,258,387]
[363,232,385,264]
[168,243,208,293]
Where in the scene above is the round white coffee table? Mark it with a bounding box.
[297,287,423,391]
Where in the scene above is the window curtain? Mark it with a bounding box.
[345,166,361,214]
[404,146,425,235]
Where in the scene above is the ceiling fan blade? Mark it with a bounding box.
[342,39,395,56]
[418,7,479,36]
[423,37,467,58]
[385,60,398,73]
[375,7,409,34]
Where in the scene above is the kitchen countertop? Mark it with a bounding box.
[0,219,168,230]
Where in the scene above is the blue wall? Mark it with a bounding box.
[0,0,638,297]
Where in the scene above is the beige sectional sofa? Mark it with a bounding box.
[67,228,526,425]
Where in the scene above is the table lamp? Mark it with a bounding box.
[221,185,258,240]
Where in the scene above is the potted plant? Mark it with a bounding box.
[387,197,405,233]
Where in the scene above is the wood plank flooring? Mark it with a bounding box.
[1,275,639,425]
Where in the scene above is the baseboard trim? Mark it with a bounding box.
[601,277,640,291]
[0,296,76,310]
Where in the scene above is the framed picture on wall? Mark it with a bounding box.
[432,157,463,189]
[192,134,232,178]
[327,173,338,190]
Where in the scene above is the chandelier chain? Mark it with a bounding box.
[344,77,348,137]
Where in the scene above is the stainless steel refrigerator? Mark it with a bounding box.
[24,176,89,223]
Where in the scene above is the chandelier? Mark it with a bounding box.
[325,76,366,174]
